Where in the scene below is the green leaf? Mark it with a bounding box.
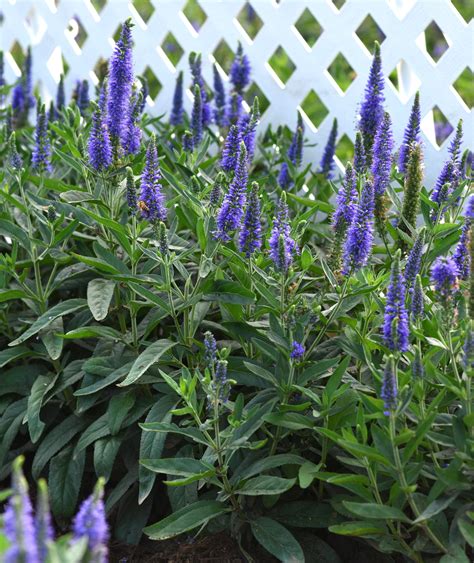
[94,436,121,482]
[299,461,322,489]
[413,494,459,523]
[9,299,88,346]
[264,412,314,430]
[140,457,214,477]
[236,475,296,496]
[32,415,88,479]
[0,289,29,303]
[61,326,124,340]
[0,346,32,368]
[87,279,116,321]
[251,517,304,562]
[107,393,136,435]
[203,280,255,305]
[234,454,306,482]
[0,219,31,252]
[139,422,209,446]
[144,501,228,540]
[139,395,176,504]
[118,340,176,386]
[39,317,64,360]
[49,446,85,518]
[440,545,470,563]
[343,502,410,522]
[458,518,474,547]
[329,521,387,536]
[27,374,57,443]
[270,501,336,529]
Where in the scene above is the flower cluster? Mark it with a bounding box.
[2,457,108,563]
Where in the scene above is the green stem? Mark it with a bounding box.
[306,277,350,358]
[389,413,448,554]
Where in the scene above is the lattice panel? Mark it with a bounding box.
[1,0,472,186]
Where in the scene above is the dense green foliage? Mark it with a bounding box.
[0,52,473,563]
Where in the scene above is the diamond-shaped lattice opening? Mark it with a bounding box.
[90,0,107,15]
[142,67,162,100]
[244,82,270,114]
[335,133,354,164]
[355,15,386,52]
[332,0,346,11]
[267,46,296,87]
[160,32,184,69]
[132,0,155,24]
[300,90,329,129]
[236,2,263,41]
[93,57,108,84]
[432,106,454,147]
[9,41,25,69]
[421,21,449,64]
[452,67,474,109]
[451,0,472,23]
[182,0,208,33]
[327,53,356,93]
[388,60,421,102]
[66,16,88,51]
[213,39,234,75]
[294,8,323,49]
[47,47,67,83]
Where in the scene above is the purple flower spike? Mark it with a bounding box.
[342,180,375,275]
[189,52,212,126]
[215,142,248,241]
[72,483,108,563]
[448,119,463,169]
[77,80,90,115]
[383,251,409,353]
[332,162,358,234]
[372,112,394,197]
[170,71,184,126]
[8,132,23,170]
[221,124,242,172]
[404,229,425,291]
[182,130,194,153]
[381,356,397,416]
[191,84,203,146]
[398,92,420,173]
[319,118,337,179]
[453,222,471,280]
[240,97,260,161]
[269,193,298,273]
[353,131,366,175]
[204,331,217,367]
[4,458,39,563]
[230,42,251,95]
[290,341,305,361]
[32,104,52,174]
[88,105,112,172]
[411,274,424,320]
[431,256,459,298]
[138,135,166,223]
[228,91,243,125]
[239,181,262,257]
[56,75,65,114]
[358,42,385,165]
[213,64,227,127]
[279,113,304,189]
[465,195,474,219]
[123,91,142,155]
[107,19,134,151]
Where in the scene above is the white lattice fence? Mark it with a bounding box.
[1,0,472,185]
